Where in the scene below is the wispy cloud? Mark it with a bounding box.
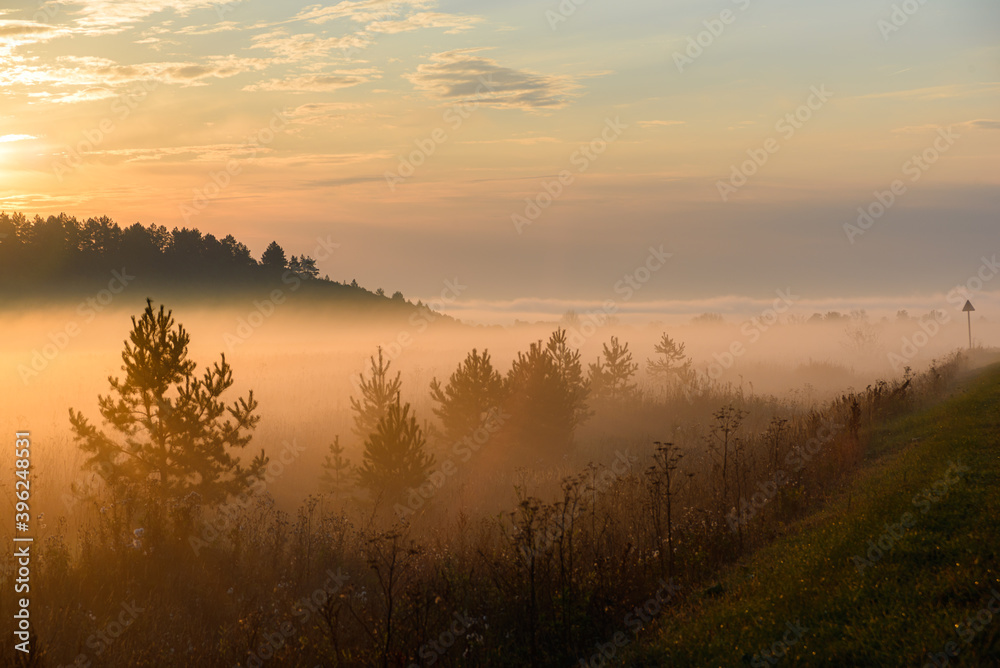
[59,0,237,33]
[366,11,482,34]
[962,118,1000,130]
[853,82,1000,101]
[250,29,370,61]
[244,70,381,93]
[406,49,579,110]
[0,134,37,143]
[36,87,118,104]
[638,120,685,128]
[893,119,1000,134]
[295,0,433,25]
[459,136,560,145]
[66,143,272,163]
[0,55,268,101]
[175,20,243,35]
[284,101,372,126]
[0,19,67,48]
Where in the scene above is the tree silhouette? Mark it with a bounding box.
[357,400,434,502]
[0,212,388,296]
[297,255,319,280]
[544,328,590,426]
[261,240,287,270]
[506,330,590,456]
[647,333,693,391]
[320,435,354,502]
[430,348,506,443]
[589,336,638,402]
[68,299,266,504]
[350,347,402,444]
[220,234,256,268]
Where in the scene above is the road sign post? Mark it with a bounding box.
[962,300,975,349]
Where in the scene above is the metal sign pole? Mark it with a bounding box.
[962,300,975,350]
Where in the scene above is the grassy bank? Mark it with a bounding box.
[630,363,1000,667]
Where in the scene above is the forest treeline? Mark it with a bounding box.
[0,212,409,307]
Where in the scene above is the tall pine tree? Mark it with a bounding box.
[357,400,434,502]
[69,299,266,505]
[429,348,506,443]
[589,336,638,402]
[350,347,402,444]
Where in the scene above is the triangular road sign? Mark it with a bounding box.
[963,300,975,312]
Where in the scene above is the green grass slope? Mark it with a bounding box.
[630,363,1000,667]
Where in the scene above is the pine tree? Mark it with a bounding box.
[589,336,638,402]
[429,349,506,443]
[261,240,287,270]
[647,333,693,390]
[298,255,319,280]
[350,347,402,444]
[320,435,354,501]
[545,328,590,426]
[357,400,434,502]
[506,331,590,456]
[69,299,266,505]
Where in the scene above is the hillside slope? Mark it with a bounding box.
[629,363,1000,667]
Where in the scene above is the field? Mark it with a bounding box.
[0,298,994,667]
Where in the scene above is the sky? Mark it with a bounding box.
[1,0,998,324]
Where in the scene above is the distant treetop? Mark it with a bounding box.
[0,211,326,288]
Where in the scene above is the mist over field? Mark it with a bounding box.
[4,295,994,517]
[2,0,999,664]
